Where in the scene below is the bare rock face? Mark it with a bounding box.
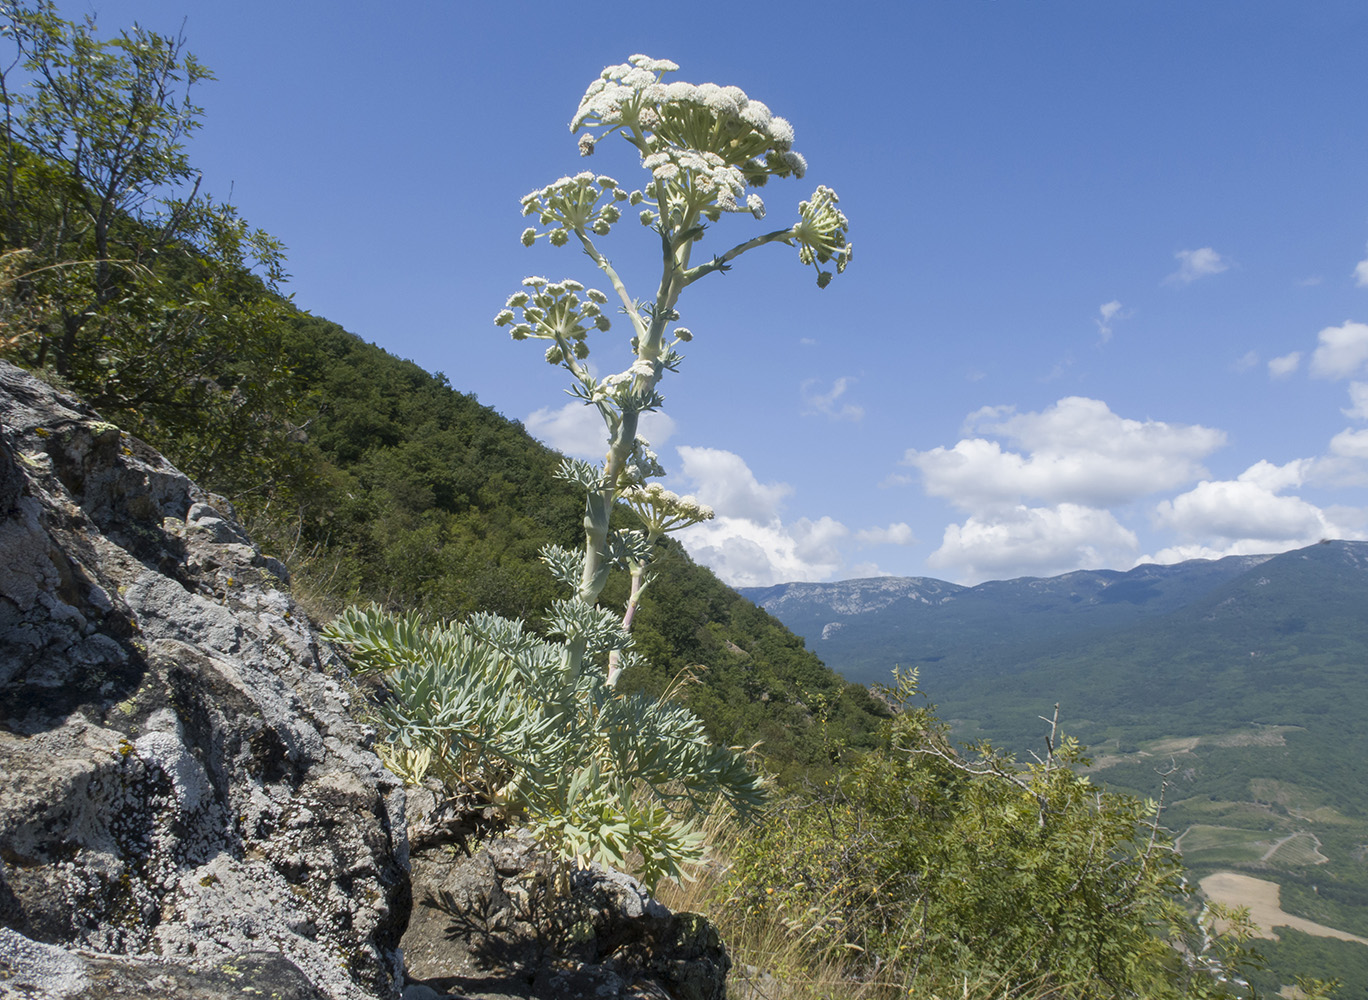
[0,362,409,1000]
[401,817,729,1000]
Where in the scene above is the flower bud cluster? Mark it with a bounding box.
[521,172,629,245]
[571,55,810,216]
[590,356,661,409]
[791,186,853,288]
[640,148,764,220]
[619,481,715,535]
[495,277,611,364]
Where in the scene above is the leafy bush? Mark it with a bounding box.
[724,671,1272,998]
[325,602,762,891]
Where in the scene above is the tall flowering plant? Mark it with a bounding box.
[330,57,848,890]
[498,55,851,684]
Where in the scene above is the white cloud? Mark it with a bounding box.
[675,446,791,522]
[1141,541,1281,565]
[679,514,849,588]
[855,522,916,546]
[1165,247,1229,286]
[670,447,913,586]
[1354,256,1368,288]
[801,376,864,421]
[671,447,849,586]
[1149,459,1357,560]
[1343,382,1368,420]
[1329,427,1368,460]
[1233,350,1260,373]
[903,397,1225,509]
[1238,458,1312,493]
[927,504,1139,583]
[1310,321,1368,379]
[1267,352,1301,378]
[525,402,676,459]
[1095,300,1125,343]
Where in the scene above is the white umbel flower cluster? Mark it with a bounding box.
[792,186,852,288]
[495,277,611,364]
[619,481,715,535]
[521,172,629,246]
[571,54,810,203]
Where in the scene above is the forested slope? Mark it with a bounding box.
[259,312,889,777]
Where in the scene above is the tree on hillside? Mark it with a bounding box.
[0,1,303,497]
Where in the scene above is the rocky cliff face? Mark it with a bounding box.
[0,362,410,999]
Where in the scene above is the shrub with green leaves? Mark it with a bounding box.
[724,671,1278,998]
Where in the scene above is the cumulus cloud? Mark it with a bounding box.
[1267,352,1301,378]
[1165,247,1229,286]
[801,376,864,421]
[1343,382,1368,420]
[903,397,1225,509]
[1355,255,1368,288]
[675,446,791,522]
[1330,427,1368,460]
[679,515,849,588]
[1232,351,1260,373]
[927,504,1139,583]
[1309,321,1368,379]
[902,398,1227,582]
[526,402,675,459]
[671,446,851,586]
[1146,459,1362,563]
[669,448,920,586]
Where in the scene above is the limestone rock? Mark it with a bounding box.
[0,362,409,1000]
[402,825,729,1000]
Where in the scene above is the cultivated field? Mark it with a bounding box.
[1200,872,1368,946]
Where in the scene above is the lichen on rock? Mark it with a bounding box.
[0,361,409,1000]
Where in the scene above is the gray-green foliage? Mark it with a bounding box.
[325,602,763,891]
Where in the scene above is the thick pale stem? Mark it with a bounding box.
[576,230,646,340]
[606,561,647,686]
[682,227,795,287]
[567,206,703,684]
[578,214,690,609]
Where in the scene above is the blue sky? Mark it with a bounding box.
[64,0,1368,585]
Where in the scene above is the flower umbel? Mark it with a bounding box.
[520,172,628,245]
[495,278,611,363]
[790,186,852,288]
[619,482,715,535]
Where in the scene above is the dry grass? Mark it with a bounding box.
[655,809,1066,1000]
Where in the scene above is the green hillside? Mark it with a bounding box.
[258,312,889,778]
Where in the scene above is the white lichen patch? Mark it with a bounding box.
[133,731,211,815]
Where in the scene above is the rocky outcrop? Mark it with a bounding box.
[0,360,733,1000]
[401,817,729,1000]
[0,362,409,999]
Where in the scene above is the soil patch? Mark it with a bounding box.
[1199,872,1368,946]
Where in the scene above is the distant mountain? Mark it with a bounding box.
[742,541,1368,745]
